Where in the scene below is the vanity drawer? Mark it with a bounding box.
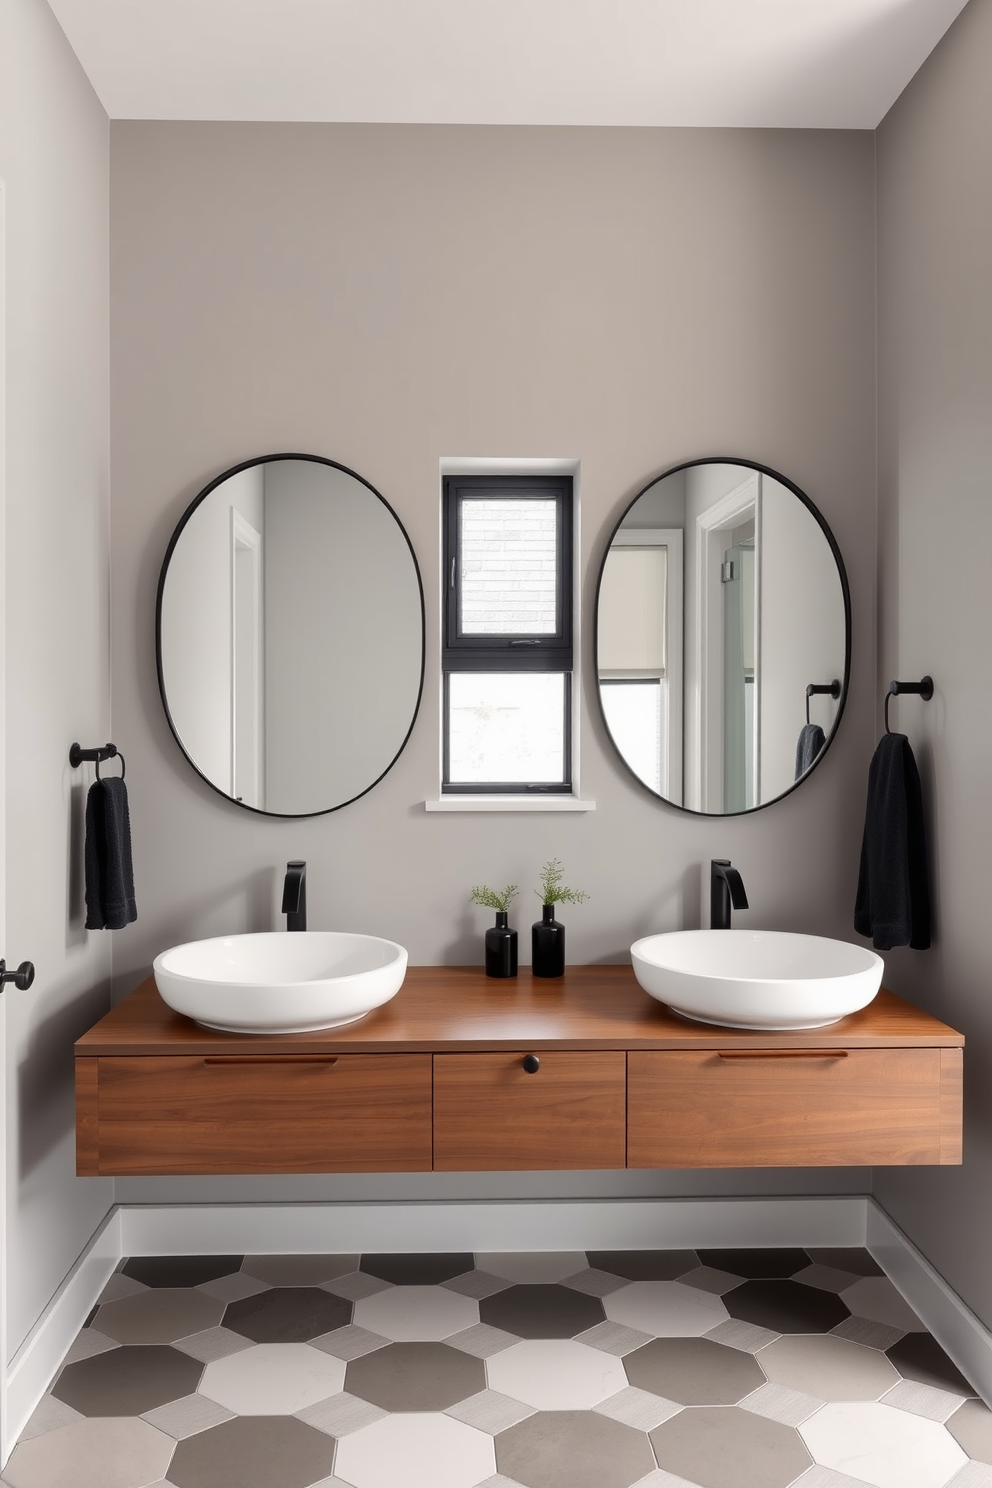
[627,1047,962,1168]
[77,1053,433,1174]
[433,1051,626,1170]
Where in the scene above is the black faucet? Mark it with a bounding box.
[710,859,748,929]
[282,861,307,932]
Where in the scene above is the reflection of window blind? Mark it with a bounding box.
[598,546,667,674]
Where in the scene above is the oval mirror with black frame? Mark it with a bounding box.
[157,454,425,817]
[595,458,850,816]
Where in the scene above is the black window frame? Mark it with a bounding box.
[442,473,574,794]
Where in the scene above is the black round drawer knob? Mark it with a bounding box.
[522,1054,541,1074]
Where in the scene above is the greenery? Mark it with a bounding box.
[536,858,589,907]
[470,882,518,913]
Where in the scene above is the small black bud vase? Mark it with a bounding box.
[532,903,565,977]
[485,911,518,978]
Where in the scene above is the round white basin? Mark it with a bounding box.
[153,931,408,1034]
[630,929,883,1031]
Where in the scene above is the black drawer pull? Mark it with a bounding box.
[522,1054,541,1074]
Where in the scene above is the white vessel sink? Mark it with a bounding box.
[153,931,408,1034]
[630,929,884,1031]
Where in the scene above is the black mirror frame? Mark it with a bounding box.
[594,456,852,817]
[156,452,426,819]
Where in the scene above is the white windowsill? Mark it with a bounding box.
[424,795,596,813]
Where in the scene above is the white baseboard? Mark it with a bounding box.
[2,1207,120,1463]
[868,1198,992,1409]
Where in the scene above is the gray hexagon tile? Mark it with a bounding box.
[98,1272,151,1304]
[950,1401,992,1463]
[587,1251,699,1282]
[698,1249,809,1279]
[625,1336,765,1404]
[806,1248,884,1277]
[53,1345,203,1416]
[96,1288,225,1344]
[353,1284,479,1340]
[758,1333,900,1400]
[346,1340,486,1410]
[481,1253,589,1284]
[224,1286,352,1342]
[243,1254,359,1286]
[3,1418,174,1488]
[842,1276,928,1333]
[481,1283,605,1339]
[199,1343,346,1414]
[724,1280,849,1334]
[651,1404,812,1488]
[122,1257,243,1289]
[487,1339,628,1409]
[886,1332,976,1395]
[359,1252,474,1285]
[169,1416,335,1488]
[334,1411,496,1488]
[604,1280,729,1337]
[497,1408,655,1488]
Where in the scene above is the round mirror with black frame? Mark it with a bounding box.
[156,453,425,818]
[595,457,851,816]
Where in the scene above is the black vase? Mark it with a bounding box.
[532,903,565,978]
[485,911,518,977]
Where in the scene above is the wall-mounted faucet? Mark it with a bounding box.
[710,859,748,930]
[282,860,307,932]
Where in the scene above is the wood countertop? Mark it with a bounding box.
[75,967,964,1058]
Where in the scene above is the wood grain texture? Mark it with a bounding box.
[433,1051,626,1170]
[940,1047,964,1164]
[75,971,965,1057]
[627,1048,947,1168]
[75,1057,100,1176]
[91,1054,432,1175]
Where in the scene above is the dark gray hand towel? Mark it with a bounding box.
[854,731,930,951]
[84,777,137,930]
[795,723,826,778]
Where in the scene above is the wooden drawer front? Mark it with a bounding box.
[628,1048,962,1168]
[86,1054,433,1174]
[433,1052,626,1171]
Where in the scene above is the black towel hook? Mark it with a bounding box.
[69,742,126,781]
[805,679,841,726]
[884,676,934,735]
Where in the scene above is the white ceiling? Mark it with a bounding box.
[46,0,969,129]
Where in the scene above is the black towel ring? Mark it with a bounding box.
[805,680,841,726]
[96,750,125,781]
[69,742,126,780]
[884,676,934,734]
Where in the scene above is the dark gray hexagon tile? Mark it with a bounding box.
[697,1249,809,1280]
[649,1404,812,1488]
[169,1416,335,1488]
[52,1345,203,1417]
[586,1251,698,1282]
[496,1409,655,1488]
[949,1399,992,1463]
[96,1288,225,1344]
[725,1280,850,1334]
[242,1254,359,1287]
[122,1257,243,1289]
[480,1285,605,1339]
[625,1336,765,1405]
[806,1247,884,1277]
[223,1286,351,1342]
[346,1340,486,1411]
[359,1252,475,1285]
[887,1331,977,1395]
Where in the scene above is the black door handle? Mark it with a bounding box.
[522,1054,540,1074]
[0,960,35,991]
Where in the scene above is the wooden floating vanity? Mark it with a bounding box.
[74,967,964,1176]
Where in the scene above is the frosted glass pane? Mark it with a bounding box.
[601,680,665,794]
[448,673,566,784]
[460,499,558,634]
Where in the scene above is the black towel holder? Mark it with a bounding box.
[884,676,934,735]
[69,742,126,780]
[805,680,841,726]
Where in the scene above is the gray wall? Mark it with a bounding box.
[0,0,112,1360]
[110,121,877,1207]
[875,0,992,1327]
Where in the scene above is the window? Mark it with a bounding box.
[443,474,573,793]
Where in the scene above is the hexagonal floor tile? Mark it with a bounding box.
[586,1252,698,1282]
[479,1254,589,1284]
[697,1249,810,1279]
[799,1401,969,1488]
[487,1340,627,1410]
[887,1332,977,1395]
[724,1280,849,1334]
[199,1343,345,1414]
[3,1418,174,1488]
[169,1416,335,1488]
[334,1411,496,1488]
[650,1404,811,1488]
[625,1336,765,1405]
[52,1345,203,1416]
[96,1290,225,1344]
[480,1285,605,1340]
[359,1254,474,1285]
[807,1247,884,1276]
[346,1341,485,1410]
[948,1399,992,1463]
[759,1333,900,1400]
[223,1287,352,1342]
[843,1276,927,1332]
[496,1408,654,1488]
[603,1281,728,1338]
[122,1258,243,1289]
[354,1285,479,1341]
[242,1255,358,1287]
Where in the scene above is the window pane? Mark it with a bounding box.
[448,673,566,784]
[460,499,558,635]
[601,680,666,794]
